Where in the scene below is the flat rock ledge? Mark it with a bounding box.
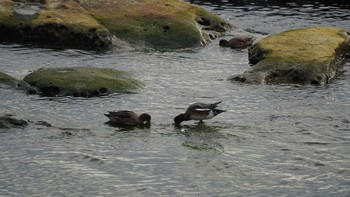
[23,66,144,97]
[0,0,233,50]
[229,27,350,86]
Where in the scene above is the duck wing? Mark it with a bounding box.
[186,101,222,112]
[106,110,137,118]
[104,110,139,125]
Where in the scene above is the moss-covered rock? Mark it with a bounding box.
[0,71,31,90]
[79,0,233,48]
[229,27,350,85]
[23,66,144,97]
[0,0,112,49]
[0,0,233,49]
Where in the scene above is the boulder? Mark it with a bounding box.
[0,71,31,90]
[0,0,233,49]
[0,0,112,49]
[229,27,350,85]
[23,66,144,97]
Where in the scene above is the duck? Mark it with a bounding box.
[174,101,226,125]
[219,35,254,48]
[104,110,151,126]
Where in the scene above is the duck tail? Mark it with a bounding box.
[213,109,226,116]
[210,101,222,109]
[104,113,112,119]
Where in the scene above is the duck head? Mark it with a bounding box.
[219,39,230,47]
[139,113,151,124]
[174,113,185,125]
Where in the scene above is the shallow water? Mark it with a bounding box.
[1,1,350,196]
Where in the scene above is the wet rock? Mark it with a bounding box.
[23,66,144,97]
[229,27,350,85]
[0,114,28,129]
[35,120,52,127]
[0,71,31,90]
[0,0,113,50]
[80,0,233,49]
[0,0,233,50]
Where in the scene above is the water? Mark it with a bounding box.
[1,1,350,196]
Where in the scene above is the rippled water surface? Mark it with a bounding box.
[1,1,350,196]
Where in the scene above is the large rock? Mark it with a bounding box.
[229,27,350,85]
[0,0,113,49]
[0,0,233,49]
[23,66,144,97]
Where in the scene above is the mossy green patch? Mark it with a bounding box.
[23,67,144,97]
[230,27,350,85]
[31,0,106,32]
[256,27,348,64]
[80,0,233,49]
[0,1,19,26]
[101,16,201,48]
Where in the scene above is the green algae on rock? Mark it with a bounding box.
[0,0,112,49]
[79,0,233,48]
[23,67,144,97]
[229,27,350,85]
[0,0,233,50]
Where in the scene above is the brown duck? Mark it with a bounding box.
[104,110,151,126]
[219,36,254,48]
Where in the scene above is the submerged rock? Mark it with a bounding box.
[0,71,31,90]
[0,0,233,49]
[229,27,350,85]
[0,114,28,129]
[23,66,144,97]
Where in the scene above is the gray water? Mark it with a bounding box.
[1,1,350,196]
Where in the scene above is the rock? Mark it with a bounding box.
[0,0,113,50]
[0,0,233,50]
[0,114,28,129]
[23,66,144,97]
[80,0,233,49]
[229,27,350,85]
[0,71,31,90]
